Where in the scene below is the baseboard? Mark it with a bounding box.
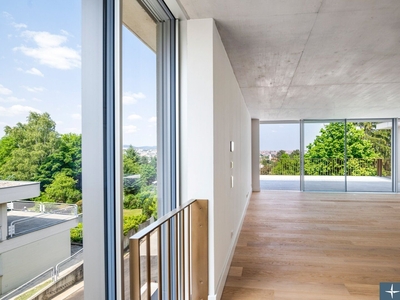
[209,187,252,300]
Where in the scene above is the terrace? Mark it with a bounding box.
[7,201,79,239]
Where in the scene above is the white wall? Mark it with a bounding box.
[183,18,252,300]
[0,231,70,295]
[0,204,6,242]
[251,119,260,192]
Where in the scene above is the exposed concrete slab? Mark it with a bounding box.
[178,0,400,120]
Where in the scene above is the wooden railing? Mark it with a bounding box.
[130,199,208,300]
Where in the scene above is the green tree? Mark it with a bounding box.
[0,135,16,166]
[140,163,157,186]
[356,122,391,175]
[305,123,377,176]
[123,146,140,175]
[0,112,59,183]
[41,172,81,203]
[37,133,82,190]
[271,152,300,175]
[276,150,286,160]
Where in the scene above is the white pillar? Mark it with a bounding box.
[251,119,260,192]
[82,1,110,298]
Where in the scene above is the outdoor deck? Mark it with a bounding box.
[261,175,397,192]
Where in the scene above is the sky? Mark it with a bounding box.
[0,1,329,151]
[0,0,157,147]
[260,123,325,151]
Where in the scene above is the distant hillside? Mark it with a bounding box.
[123,145,157,150]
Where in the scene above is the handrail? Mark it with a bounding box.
[0,267,53,300]
[130,199,208,300]
[130,199,197,240]
[54,248,84,281]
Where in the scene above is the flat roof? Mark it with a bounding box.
[7,211,78,238]
[0,181,40,204]
[0,181,39,189]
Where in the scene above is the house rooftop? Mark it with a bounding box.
[0,181,38,188]
[0,180,40,204]
[7,210,78,238]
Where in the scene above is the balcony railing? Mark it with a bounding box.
[130,199,208,300]
[261,157,391,176]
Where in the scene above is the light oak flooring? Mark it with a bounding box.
[221,191,400,300]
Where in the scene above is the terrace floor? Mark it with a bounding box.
[261,175,397,192]
[221,191,400,300]
[7,211,77,238]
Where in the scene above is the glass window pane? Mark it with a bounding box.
[122,2,158,299]
[303,121,345,192]
[0,1,83,298]
[259,123,300,191]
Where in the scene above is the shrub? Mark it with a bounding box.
[123,214,147,235]
[71,223,83,243]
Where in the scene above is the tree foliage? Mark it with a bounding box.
[304,123,377,175]
[37,133,82,189]
[0,112,59,182]
[271,152,300,175]
[0,112,83,203]
[40,172,82,203]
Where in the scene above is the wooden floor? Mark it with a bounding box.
[221,191,400,300]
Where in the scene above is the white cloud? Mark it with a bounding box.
[32,97,42,102]
[14,30,81,70]
[2,12,12,20]
[12,22,27,29]
[0,96,25,103]
[22,86,45,93]
[71,113,81,120]
[0,84,12,95]
[123,125,138,133]
[60,29,73,37]
[128,114,142,120]
[148,116,157,123]
[56,120,64,125]
[26,67,44,77]
[123,92,146,104]
[0,105,41,117]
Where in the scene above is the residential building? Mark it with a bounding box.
[0,181,79,295]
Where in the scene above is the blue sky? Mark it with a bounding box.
[260,123,324,151]
[0,1,157,147]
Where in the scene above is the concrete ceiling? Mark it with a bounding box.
[178,0,400,121]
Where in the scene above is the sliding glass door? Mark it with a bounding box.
[346,120,393,192]
[303,120,346,192]
[301,118,397,192]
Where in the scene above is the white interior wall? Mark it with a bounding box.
[251,119,260,192]
[184,18,252,300]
